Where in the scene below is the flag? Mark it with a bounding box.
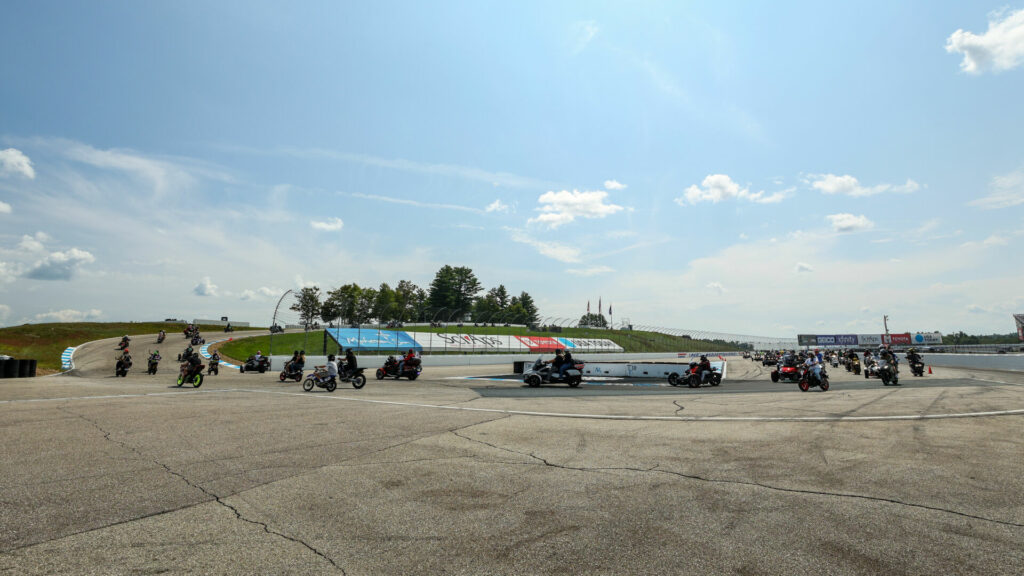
[609,303,612,315]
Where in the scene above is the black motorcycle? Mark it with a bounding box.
[207,356,219,375]
[798,366,830,392]
[279,363,304,382]
[190,335,205,346]
[877,360,900,386]
[909,360,925,377]
[146,353,161,375]
[115,356,132,377]
[240,355,270,373]
[156,332,166,344]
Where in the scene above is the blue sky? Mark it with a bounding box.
[1,1,1022,336]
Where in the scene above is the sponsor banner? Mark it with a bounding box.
[797,335,818,346]
[835,334,858,346]
[419,332,510,351]
[386,333,625,353]
[515,336,563,352]
[912,332,943,345]
[326,328,422,351]
[815,335,837,345]
[883,333,912,345]
[858,334,883,346]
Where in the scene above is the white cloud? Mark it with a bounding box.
[528,189,624,228]
[349,192,482,213]
[706,281,725,295]
[826,213,875,233]
[604,179,627,191]
[507,228,582,263]
[485,199,511,213]
[968,169,1024,209]
[310,217,344,231]
[966,304,989,314]
[23,248,95,280]
[193,276,218,296]
[34,308,102,323]
[946,9,1024,74]
[983,235,1008,246]
[0,148,35,179]
[240,286,284,300]
[567,265,614,276]
[0,261,18,284]
[810,174,920,197]
[0,200,11,214]
[571,20,600,54]
[0,304,9,325]
[675,174,787,206]
[17,232,51,253]
[795,262,815,273]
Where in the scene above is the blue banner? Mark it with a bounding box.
[325,328,422,352]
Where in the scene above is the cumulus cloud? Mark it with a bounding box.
[946,9,1024,74]
[34,308,103,323]
[675,174,787,206]
[571,20,599,54]
[604,179,627,190]
[23,248,95,280]
[795,262,815,273]
[193,276,218,296]
[485,199,511,213]
[310,217,344,231]
[528,189,624,229]
[567,265,614,276]
[240,286,283,300]
[0,200,11,214]
[968,169,1024,209]
[17,232,51,253]
[810,174,920,197]
[0,148,35,179]
[706,281,725,295]
[0,261,18,284]
[826,213,875,233]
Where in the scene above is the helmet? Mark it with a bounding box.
[257,350,262,354]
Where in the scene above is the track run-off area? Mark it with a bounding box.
[1,331,1022,575]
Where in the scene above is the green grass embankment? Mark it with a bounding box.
[0,322,247,374]
[216,326,741,364]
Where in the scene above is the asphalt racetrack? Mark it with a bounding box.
[1,333,1022,574]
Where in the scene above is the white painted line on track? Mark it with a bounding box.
[239,389,1024,422]
[0,389,245,405]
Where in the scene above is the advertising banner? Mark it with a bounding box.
[797,335,818,346]
[515,336,563,352]
[815,335,837,345]
[912,332,943,345]
[326,328,422,351]
[858,334,883,346]
[883,333,912,345]
[835,334,859,346]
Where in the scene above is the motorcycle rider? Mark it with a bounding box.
[119,335,130,349]
[184,351,202,380]
[697,355,713,384]
[180,345,194,362]
[879,345,898,373]
[343,348,357,377]
[325,354,339,383]
[906,347,923,365]
[803,352,822,384]
[118,348,133,370]
[559,349,575,379]
[397,349,416,376]
[546,349,565,377]
[208,351,220,374]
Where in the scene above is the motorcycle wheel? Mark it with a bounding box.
[688,376,700,388]
[279,372,287,382]
[770,371,779,383]
[567,376,581,388]
[326,380,337,392]
[375,368,385,380]
[176,376,184,387]
[293,374,302,382]
[239,366,245,373]
[302,378,314,392]
[798,379,810,392]
[526,375,541,388]
[407,373,418,381]
[668,373,679,386]
[711,376,721,387]
[193,374,203,388]
[819,377,829,392]
[352,374,366,389]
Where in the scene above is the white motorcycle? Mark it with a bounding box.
[523,356,583,388]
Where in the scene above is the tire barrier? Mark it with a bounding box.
[18,359,36,378]
[0,358,15,378]
[0,359,38,379]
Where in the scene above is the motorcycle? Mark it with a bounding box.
[190,335,205,346]
[146,353,161,375]
[240,355,270,373]
[830,355,839,368]
[522,356,583,387]
[157,332,166,344]
[876,360,900,386]
[376,356,422,381]
[909,360,925,377]
[224,325,234,333]
[207,356,219,375]
[668,362,721,388]
[279,363,304,382]
[770,361,803,383]
[177,362,205,387]
[303,365,367,392]
[115,356,132,377]
[849,357,861,375]
[116,338,130,351]
[798,366,830,392]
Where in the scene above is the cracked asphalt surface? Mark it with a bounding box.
[1,333,1022,574]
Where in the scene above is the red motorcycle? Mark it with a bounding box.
[376,356,421,380]
[771,363,803,383]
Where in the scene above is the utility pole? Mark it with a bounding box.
[883,315,890,344]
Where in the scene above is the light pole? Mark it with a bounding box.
[269,289,293,370]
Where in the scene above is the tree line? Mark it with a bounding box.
[289,265,541,327]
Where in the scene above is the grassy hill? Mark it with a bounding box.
[0,322,245,374]
[215,325,742,363]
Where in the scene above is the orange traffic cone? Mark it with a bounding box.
[928,366,932,374]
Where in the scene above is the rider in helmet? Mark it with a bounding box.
[397,348,416,375]
[697,355,713,384]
